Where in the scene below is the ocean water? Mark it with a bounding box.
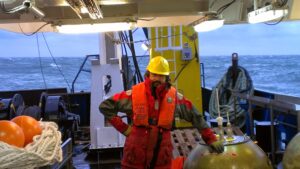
[0,57,91,92]
[1,55,300,97]
[201,55,300,97]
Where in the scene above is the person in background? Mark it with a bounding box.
[99,56,224,169]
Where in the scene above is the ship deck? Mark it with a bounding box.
[70,127,245,169]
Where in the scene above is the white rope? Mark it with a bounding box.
[0,122,62,169]
[209,66,254,128]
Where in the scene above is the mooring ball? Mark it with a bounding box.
[283,133,300,169]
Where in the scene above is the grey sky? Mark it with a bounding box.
[198,20,300,56]
[0,31,99,57]
[0,20,299,57]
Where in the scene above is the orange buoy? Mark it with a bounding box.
[11,115,42,146]
[0,120,25,147]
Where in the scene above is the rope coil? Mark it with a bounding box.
[209,66,254,128]
[0,122,62,169]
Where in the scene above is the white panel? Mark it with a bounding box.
[99,33,107,65]
[90,63,125,149]
[96,127,123,148]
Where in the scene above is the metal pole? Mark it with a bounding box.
[270,105,276,166]
[233,96,237,126]
[298,111,300,132]
[254,0,258,10]
[248,100,254,139]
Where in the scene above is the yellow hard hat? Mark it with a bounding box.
[147,56,170,75]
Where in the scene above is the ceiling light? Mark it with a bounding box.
[191,12,224,32]
[55,22,135,34]
[80,7,89,14]
[248,2,288,24]
[99,0,130,5]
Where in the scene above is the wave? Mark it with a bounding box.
[1,55,300,97]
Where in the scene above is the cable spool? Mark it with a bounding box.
[44,96,66,122]
[39,92,48,119]
[22,106,42,120]
[11,93,25,118]
[0,98,12,120]
[43,95,80,143]
[0,93,25,120]
[11,94,24,109]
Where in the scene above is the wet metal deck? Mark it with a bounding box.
[70,127,244,169]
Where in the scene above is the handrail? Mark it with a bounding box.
[232,91,300,165]
[71,54,99,93]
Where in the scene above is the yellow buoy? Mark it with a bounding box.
[282,133,300,169]
[184,135,272,169]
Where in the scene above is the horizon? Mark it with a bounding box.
[0,20,299,57]
[1,54,300,58]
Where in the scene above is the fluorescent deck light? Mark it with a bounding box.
[248,3,288,24]
[194,19,224,32]
[191,12,224,32]
[56,22,135,34]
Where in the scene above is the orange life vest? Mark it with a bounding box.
[132,82,176,129]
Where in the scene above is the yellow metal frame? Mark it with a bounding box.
[150,26,203,128]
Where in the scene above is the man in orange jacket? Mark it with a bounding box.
[99,56,224,169]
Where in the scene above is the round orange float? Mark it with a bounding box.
[11,115,42,146]
[0,120,25,147]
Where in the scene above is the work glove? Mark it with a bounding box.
[209,140,224,153]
